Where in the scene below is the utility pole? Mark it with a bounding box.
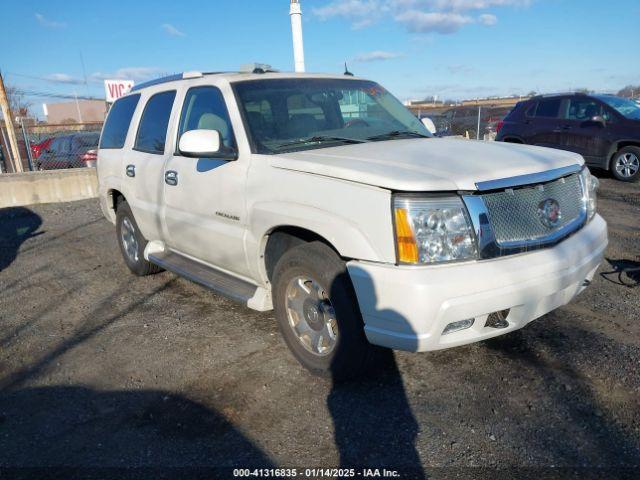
[74,92,84,123]
[0,71,23,172]
[290,0,306,72]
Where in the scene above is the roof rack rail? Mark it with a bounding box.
[130,71,204,92]
[532,91,588,99]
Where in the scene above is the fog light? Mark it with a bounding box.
[442,319,474,335]
[485,309,510,329]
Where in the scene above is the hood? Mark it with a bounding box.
[271,138,584,191]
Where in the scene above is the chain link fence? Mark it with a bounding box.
[1,122,102,173]
[413,104,516,140]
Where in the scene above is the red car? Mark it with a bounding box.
[31,138,53,159]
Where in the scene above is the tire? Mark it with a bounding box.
[272,241,375,381]
[115,199,163,276]
[610,146,640,182]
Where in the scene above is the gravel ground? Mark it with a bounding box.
[0,175,638,479]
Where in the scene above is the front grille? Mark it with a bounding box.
[482,173,585,245]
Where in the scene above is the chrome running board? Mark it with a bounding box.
[149,251,258,304]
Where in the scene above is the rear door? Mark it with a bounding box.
[558,97,614,164]
[527,97,564,148]
[122,90,177,241]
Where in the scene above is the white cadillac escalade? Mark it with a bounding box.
[97,69,607,379]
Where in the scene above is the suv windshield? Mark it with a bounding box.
[596,95,640,120]
[233,78,430,154]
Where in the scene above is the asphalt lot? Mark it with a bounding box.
[0,174,639,479]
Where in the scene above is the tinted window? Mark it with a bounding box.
[135,91,176,154]
[100,95,140,149]
[50,136,71,153]
[565,98,606,121]
[534,98,561,118]
[73,133,100,149]
[178,87,235,149]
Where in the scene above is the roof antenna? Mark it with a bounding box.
[344,62,354,76]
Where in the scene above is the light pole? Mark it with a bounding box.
[290,0,305,72]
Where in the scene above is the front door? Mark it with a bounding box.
[558,97,614,164]
[162,85,250,277]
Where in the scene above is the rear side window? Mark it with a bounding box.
[534,98,561,118]
[135,91,177,154]
[100,95,140,149]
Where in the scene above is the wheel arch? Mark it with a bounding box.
[262,226,342,283]
[101,188,126,224]
[607,140,640,167]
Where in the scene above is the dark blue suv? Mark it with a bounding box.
[496,93,640,182]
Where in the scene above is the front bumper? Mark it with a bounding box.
[347,214,608,352]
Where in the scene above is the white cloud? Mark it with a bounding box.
[44,73,84,84]
[430,0,531,10]
[90,67,166,82]
[354,51,405,62]
[396,11,474,33]
[313,0,381,20]
[162,23,186,37]
[35,13,66,28]
[478,13,498,25]
[312,0,532,33]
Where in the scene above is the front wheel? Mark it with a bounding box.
[611,146,640,182]
[272,241,375,381]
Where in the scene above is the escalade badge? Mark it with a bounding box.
[537,198,562,229]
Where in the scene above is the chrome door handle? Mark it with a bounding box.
[165,170,178,186]
[126,164,135,177]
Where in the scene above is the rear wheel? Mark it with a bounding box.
[611,146,640,182]
[272,241,375,381]
[115,199,163,276]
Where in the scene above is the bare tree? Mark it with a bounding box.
[4,85,31,118]
[617,85,640,99]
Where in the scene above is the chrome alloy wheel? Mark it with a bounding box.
[615,152,640,178]
[285,276,338,356]
[120,216,139,263]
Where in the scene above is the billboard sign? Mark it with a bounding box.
[104,79,135,103]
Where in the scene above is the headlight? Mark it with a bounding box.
[580,167,598,221]
[393,196,478,264]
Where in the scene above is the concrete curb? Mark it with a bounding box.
[0,169,98,208]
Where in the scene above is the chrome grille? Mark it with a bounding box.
[482,173,585,245]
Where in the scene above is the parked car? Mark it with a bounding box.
[31,137,53,159]
[97,69,607,379]
[36,132,99,170]
[496,93,640,182]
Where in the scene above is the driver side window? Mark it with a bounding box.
[565,98,603,121]
[178,86,236,151]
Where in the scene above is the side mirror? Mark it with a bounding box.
[179,129,222,158]
[420,117,437,135]
[589,115,606,127]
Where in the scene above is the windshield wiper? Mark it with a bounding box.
[366,130,431,141]
[275,135,366,150]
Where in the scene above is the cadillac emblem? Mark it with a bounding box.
[537,198,562,229]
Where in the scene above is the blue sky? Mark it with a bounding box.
[2,0,639,113]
